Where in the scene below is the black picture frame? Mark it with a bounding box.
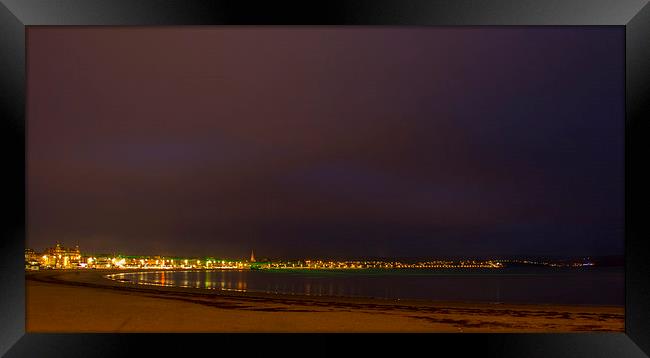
[1,0,649,356]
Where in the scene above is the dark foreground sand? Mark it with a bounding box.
[26,269,624,333]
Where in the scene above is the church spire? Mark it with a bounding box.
[250,249,256,262]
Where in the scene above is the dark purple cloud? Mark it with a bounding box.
[27,27,624,259]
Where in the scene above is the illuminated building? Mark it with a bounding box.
[25,248,39,262]
[94,256,113,268]
[42,242,81,269]
[250,249,256,263]
[25,248,40,270]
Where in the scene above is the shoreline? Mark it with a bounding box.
[32,268,624,308]
[26,269,625,333]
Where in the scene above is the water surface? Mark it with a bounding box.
[108,267,623,305]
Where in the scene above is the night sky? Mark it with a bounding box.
[26,27,624,259]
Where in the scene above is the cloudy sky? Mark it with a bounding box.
[27,27,624,259]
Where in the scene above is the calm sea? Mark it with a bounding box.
[110,267,624,305]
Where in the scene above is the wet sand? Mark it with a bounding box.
[26,269,624,333]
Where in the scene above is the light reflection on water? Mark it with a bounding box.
[104,267,624,305]
[106,270,251,292]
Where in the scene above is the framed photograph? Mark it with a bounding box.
[1,0,649,356]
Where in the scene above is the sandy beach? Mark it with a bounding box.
[26,269,624,333]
